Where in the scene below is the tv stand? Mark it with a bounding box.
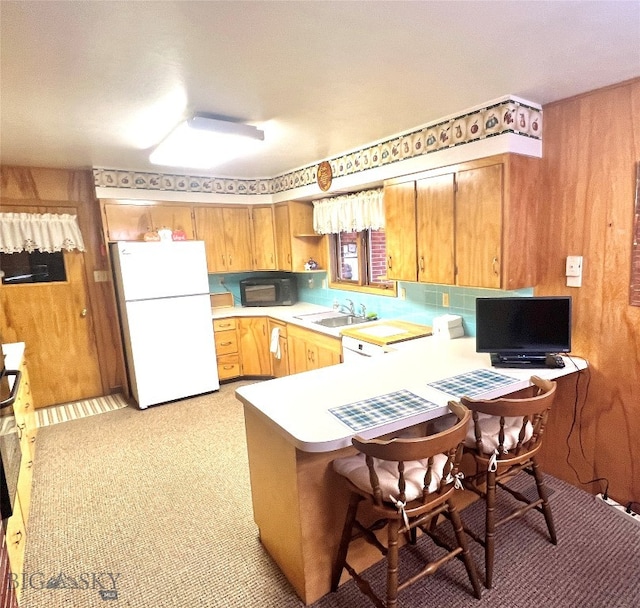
[490,353,564,369]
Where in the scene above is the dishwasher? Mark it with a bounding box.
[341,335,390,362]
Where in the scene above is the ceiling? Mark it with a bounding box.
[1,1,639,179]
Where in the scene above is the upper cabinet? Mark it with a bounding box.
[274,200,326,272]
[101,202,195,241]
[250,206,277,270]
[383,154,539,290]
[194,206,253,273]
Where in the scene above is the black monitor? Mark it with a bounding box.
[475,296,572,367]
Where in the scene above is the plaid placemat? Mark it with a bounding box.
[427,368,519,398]
[329,389,440,432]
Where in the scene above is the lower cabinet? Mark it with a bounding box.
[238,317,271,376]
[213,318,241,381]
[6,355,37,605]
[287,324,342,374]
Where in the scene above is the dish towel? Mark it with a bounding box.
[270,327,281,359]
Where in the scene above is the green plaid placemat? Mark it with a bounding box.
[427,368,518,398]
[329,389,440,432]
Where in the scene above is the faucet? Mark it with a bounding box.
[357,303,366,318]
[338,299,355,315]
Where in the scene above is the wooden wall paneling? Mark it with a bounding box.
[0,166,125,398]
[536,79,640,505]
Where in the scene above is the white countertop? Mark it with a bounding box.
[2,342,25,373]
[235,336,588,453]
[212,302,355,339]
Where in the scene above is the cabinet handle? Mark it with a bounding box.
[229,255,233,266]
[219,322,231,328]
[221,254,226,267]
[387,255,392,269]
[492,256,499,276]
[220,341,233,346]
[11,530,22,546]
[287,253,291,264]
[222,365,234,370]
[419,256,424,271]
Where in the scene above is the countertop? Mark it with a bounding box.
[235,336,588,453]
[211,303,431,346]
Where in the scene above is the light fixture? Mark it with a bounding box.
[149,114,265,169]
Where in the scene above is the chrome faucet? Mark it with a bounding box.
[338,299,355,315]
[357,303,366,318]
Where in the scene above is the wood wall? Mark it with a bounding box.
[0,167,125,394]
[536,78,640,506]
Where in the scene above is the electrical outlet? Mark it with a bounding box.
[442,293,449,307]
[596,494,640,527]
[219,277,225,285]
[400,287,406,300]
[322,278,327,289]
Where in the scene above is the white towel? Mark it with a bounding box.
[270,327,281,359]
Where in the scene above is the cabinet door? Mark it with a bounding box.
[383,182,417,281]
[252,206,277,270]
[151,205,195,239]
[416,173,455,284]
[103,203,153,241]
[274,203,292,271]
[223,207,253,272]
[238,317,270,376]
[194,207,227,272]
[268,320,289,377]
[455,164,503,288]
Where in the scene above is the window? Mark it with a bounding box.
[0,251,67,284]
[330,229,396,294]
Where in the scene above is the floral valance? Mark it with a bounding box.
[0,213,86,254]
[313,188,384,234]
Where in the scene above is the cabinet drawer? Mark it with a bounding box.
[214,318,237,332]
[217,354,241,380]
[215,330,238,355]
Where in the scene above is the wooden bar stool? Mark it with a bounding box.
[457,375,558,588]
[331,404,482,607]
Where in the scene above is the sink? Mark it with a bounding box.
[314,315,371,328]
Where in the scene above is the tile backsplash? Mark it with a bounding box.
[208,272,532,336]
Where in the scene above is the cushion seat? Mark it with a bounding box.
[333,452,449,503]
[464,413,533,454]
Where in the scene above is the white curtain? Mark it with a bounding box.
[313,188,384,234]
[0,212,86,254]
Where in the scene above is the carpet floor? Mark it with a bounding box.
[21,380,640,607]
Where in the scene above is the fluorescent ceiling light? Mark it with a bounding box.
[149,115,265,169]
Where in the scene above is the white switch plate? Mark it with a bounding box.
[566,255,583,287]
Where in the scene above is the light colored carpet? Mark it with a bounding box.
[21,380,640,607]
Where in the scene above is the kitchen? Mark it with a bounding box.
[1,1,640,606]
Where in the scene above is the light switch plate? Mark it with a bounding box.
[566,255,583,287]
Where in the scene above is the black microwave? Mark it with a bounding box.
[240,277,298,307]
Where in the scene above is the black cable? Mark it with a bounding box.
[625,501,640,515]
[563,357,611,498]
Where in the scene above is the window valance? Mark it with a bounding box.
[313,188,384,234]
[0,213,86,254]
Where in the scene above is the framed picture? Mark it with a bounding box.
[347,243,357,253]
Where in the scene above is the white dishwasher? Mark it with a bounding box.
[341,335,390,362]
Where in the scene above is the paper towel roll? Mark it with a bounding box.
[270,327,281,359]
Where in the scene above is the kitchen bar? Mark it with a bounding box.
[235,336,587,604]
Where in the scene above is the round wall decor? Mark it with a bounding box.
[316,161,333,192]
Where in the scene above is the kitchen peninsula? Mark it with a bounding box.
[235,336,587,604]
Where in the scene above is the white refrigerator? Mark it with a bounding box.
[110,241,219,409]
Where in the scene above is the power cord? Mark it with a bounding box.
[564,357,611,498]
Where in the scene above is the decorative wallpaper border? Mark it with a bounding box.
[93,97,541,196]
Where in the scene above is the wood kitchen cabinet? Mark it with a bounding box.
[287,324,342,374]
[238,317,271,377]
[268,319,289,377]
[194,206,253,273]
[251,206,277,270]
[101,201,195,241]
[383,154,539,289]
[274,201,326,272]
[6,355,37,604]
[213,318,241,381]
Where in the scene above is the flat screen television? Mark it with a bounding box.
[475,296,572,367]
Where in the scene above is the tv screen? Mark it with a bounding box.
[475,297,572,359]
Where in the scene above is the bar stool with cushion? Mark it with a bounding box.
[330,404,482,607]
[458,375,557,589]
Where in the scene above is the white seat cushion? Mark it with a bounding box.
[333,452,449,503]
[464,413,533,454]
